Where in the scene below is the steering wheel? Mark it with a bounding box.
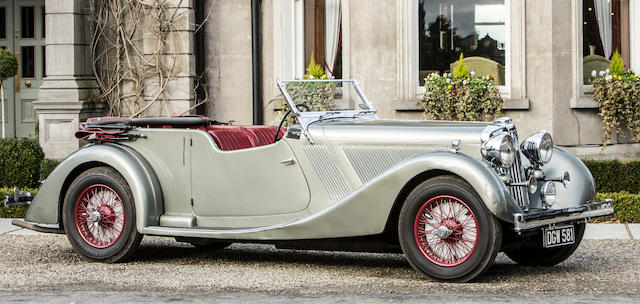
[274,103,310,143]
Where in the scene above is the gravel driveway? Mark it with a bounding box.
[1,235,639,296]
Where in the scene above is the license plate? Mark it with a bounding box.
[543,225,575,248]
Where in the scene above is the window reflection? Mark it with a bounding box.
[418,0,506,86]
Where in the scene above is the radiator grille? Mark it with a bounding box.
[499,130,531,210]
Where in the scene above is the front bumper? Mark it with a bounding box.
[513,199,614,232]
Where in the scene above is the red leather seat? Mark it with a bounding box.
[243,126,286,147]
[206,125,287,151]
[206,126,254,151]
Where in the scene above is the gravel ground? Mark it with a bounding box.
[0,235,639,296]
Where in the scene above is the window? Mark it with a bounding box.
[573,0,639,106]
[582,0,632,85]
[279,0,343,80]
[418,0,506,86]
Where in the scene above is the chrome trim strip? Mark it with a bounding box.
[513,199,614,232]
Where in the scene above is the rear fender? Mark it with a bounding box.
[25,144,164,232]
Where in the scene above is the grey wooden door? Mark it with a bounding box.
[0,0,44,138]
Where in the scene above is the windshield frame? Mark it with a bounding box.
[276,79,377,144]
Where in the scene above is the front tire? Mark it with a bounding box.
[398,176,502,282]
[62,167,142,262]
[503,222,585,266]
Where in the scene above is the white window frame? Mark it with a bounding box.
[396,0,528,110]
[571,0,640,108]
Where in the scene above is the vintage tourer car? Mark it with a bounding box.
[12,79,613,282]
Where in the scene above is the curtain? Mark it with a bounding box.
[594,0,612,59]
[324,0,341,78]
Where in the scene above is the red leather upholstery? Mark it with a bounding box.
[207,126,253,151]
[243,126,286,146]
[206,125,287,151]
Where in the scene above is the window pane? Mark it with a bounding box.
[583,0,630,84]
[303,0,342,79]
[0,7,6,39]
[21,46,34,78]
[21,6,35,38]
[418,0,506,85]
[42,45,46,77]
[41,6,45,38]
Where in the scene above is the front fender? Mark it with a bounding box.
[542,146,596,209]
[394,152,522,223]
[25,144,164,232]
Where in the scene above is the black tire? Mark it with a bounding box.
[62,167,143,262]
[398,176,502,282]
[175,237,232,250]
[503,222,585,266]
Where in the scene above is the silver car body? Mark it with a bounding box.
[23,80,611,241]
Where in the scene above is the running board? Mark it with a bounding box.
[11,219,64,234]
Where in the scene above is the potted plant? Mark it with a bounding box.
[422,53,502,121]
[591,51,640,146]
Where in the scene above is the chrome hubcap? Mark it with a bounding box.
[431,225,454,239]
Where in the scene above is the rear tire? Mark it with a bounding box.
[398,176,501,282]
[62,167,142,262]
[504,222,585,266]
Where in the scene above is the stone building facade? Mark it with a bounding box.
[2,0,637,159]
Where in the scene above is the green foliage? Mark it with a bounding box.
[583,159,640,193]
[596,192,640,223]
[39,158,61,181]
[592,72,640,146]
[276,81,336,126]
[0,187,37,218]
[0,138,44,188]
[452,53,469,78]
[422,73,502,121]
[0,49,18,81]
[304,53,326,79]
[609,50,624,75]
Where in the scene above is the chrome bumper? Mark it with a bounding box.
[513,199,614,233]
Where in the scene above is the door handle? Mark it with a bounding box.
[280,158,295,165]
[25,80,31,87]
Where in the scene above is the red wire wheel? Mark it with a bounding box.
[74,184,126,248]
[413,195,478,267]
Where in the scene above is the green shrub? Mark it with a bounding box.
[596,192,640,223]
[422,72,502,121]
[39,158,61,180]
[609,50,624,75]
[452,53,468,78]
[0,138,44,188]
[583,160,640,193]
[0,49,18,81]
[0,187,37,218]
[592,70,640,146]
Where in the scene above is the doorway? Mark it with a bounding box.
[0,0,44,138]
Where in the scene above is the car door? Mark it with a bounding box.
[189,130,311,221]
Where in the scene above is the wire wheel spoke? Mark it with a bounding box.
[74,184,125,249]
[414,195,479,267]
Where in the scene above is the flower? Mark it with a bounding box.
[321,74,327,79]
[605,75,613,81]
[470,71,475,75]
[447,84,452,89]
[606,69,610,74]
[599,70,606,77]
[592,70,597,78]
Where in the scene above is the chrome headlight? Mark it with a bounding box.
[540,181,556,207]
[482,134,516,167]
[521,131,553,165]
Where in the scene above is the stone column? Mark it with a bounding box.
[34,0,101,160]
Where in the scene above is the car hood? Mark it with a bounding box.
[314,119,490,148]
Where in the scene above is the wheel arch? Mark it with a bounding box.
[25,144,164,232]
[382,153,522,236]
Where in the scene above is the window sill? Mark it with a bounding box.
[570,96,598,109]
[393,98,530,111]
